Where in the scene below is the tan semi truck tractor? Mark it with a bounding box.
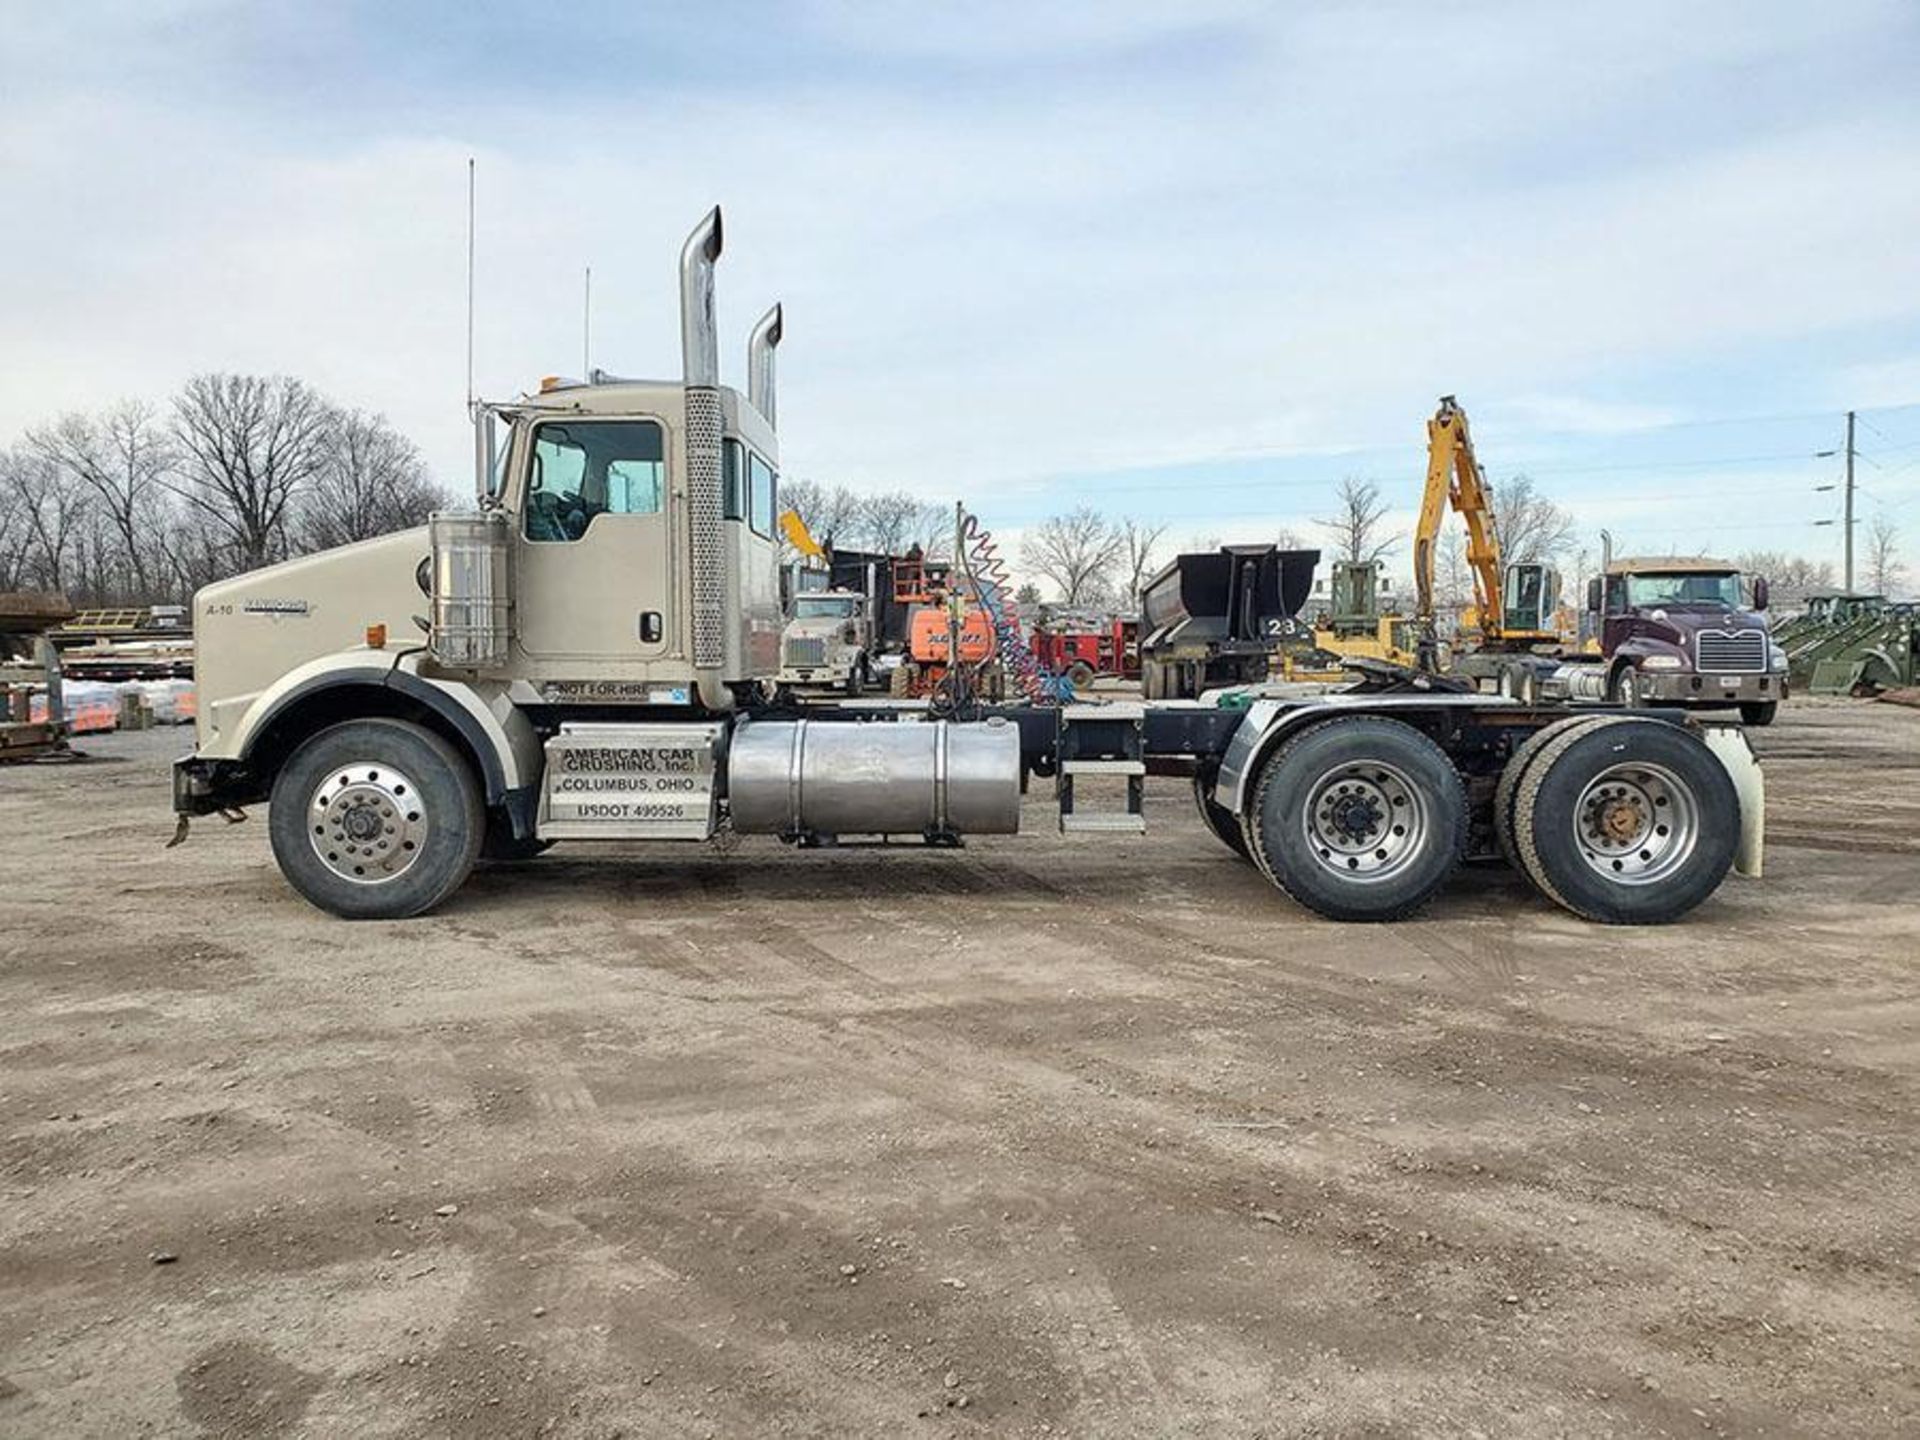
[174,211,1765,927]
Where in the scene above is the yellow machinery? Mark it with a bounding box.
[1412,397,1565,673]
[779,508,826,562]
[1281,559,1417,679]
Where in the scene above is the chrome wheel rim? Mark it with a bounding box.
[308,762,427,885]
[1302,760,1427,883]
[1574,761,1697,885]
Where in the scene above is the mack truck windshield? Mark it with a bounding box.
[172,210,1764,929]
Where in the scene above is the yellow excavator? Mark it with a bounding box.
[780,508,826,562]
[1411,396,1569,684]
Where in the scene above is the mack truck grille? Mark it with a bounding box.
[1696,629,1766,673]
[784,637,828,668]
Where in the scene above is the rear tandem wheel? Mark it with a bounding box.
[1509,717,1739,924]
[1243,716,1468,922]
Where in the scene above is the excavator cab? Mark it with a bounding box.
[1501,562,1560,638]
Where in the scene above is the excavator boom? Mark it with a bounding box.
[1413,396,1505,646]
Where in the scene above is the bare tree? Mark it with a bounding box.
[0,449,36,591]
[300,409,442,550]
[780,478,865,552]
[11,448,88,593]
[168,374,334,572]
[1734,550,1836,607]
[1275,526,1311,552]
[26,401,173,603]
[1865,514,1905,597]
[1486,473,1574,564]
[1021,506,1125,606]
[1434,526,1471,626]
[1117,518,1168,606]
[858,490,923,557]
[1316,476,1396,564]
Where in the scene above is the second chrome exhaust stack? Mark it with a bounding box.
[747,303,783,428]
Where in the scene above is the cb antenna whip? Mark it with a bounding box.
[465,157,476,411]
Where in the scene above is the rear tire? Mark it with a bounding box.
[1511,718,1738,924]
[1067,661,1096,692]
[1192,769,1251,863]
[1245,717,1467,921]
[1739,701,1777,727]
[1493,715,1630,874]
[268,718,484,920]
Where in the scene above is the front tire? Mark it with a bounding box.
[1739,701,1778,727]
[1245,717,1468,921]
[268,719,484,920]
[1611,666,1642,708]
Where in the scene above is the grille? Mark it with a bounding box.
[686,387,725,668]
[784,637,827,668]
[1695,629,1766,673]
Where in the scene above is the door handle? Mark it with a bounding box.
[638,611,662,644]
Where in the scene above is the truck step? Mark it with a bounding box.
[1063,701,1144,721]
[1060,759,1146,776]
[1058,811,1148,835]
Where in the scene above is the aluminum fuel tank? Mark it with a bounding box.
[727,717,1022,839]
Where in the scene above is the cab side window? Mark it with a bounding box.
[524,420,665,543]
[723,440,746,521]
[748,452,776,539]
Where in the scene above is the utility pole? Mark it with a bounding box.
[1843,409,1856,591]
[583,265,592,377]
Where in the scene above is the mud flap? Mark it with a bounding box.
[1701,725,1763,878]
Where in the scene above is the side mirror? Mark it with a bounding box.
[1585,577,1603,615]
[473,407,499,502]
[1752,576,1770,610]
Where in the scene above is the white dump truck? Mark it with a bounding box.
[174,210,1764,926]
[778,588,875,695]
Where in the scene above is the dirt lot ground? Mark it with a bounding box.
[2,697,1917,1437]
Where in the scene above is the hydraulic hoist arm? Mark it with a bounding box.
[1412,396,1506,652]
[779,508,826,562]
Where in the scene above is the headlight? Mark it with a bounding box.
[1640,654,1684,671]
[1769,644,1788,671]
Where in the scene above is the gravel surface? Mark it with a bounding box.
[2,698,1917,1436]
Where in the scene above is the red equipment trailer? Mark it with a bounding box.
[1030,617,1140,688]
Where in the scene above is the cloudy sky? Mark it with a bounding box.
[4,0,1918,582]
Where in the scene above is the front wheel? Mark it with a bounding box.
[268,718,484,919]
[1611,666,1641,708]
[1245,717,1468,921]
[1739,701,1778,727]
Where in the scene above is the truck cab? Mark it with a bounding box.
[178,209,788,865]
[778,589,873,694]
[1586,556,1787,724]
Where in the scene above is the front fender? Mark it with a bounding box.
[213,649,534,803]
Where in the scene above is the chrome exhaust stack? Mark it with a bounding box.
[747,303,783,428]
[679,207,731,709]
[679,207,723,387]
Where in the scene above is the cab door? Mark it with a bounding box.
[514,417,677,663]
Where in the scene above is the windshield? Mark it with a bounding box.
[793,596,858,619]
[1624,572,1741,609]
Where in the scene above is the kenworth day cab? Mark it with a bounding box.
[173,210,1764,926]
